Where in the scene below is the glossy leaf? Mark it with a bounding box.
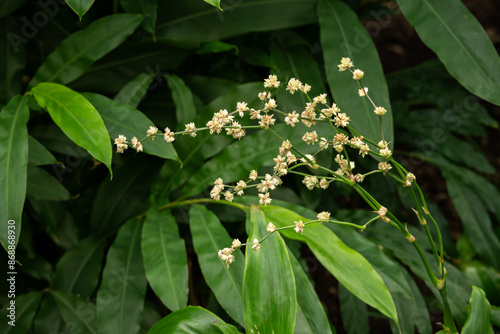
[114,72,155,108]
[318,0,393,147]
[289,249,333,334]
[51,236,106,298]
[120,0,157,36]
[89,156,160,236]
[28,135,58,166]
[51,290,98,334]
[204,0,222,11]
[462,286,494,334]
[97,218,147,334]
[214,323,243,334]
[83,92,179,161]
[142,209,188,311]
[261,205,398,325]
[0,16,25,103]
[167,75,197,128]
[338,283,368,334]
[445,175,500,270]
[0,291,42,333]
[29,14,143,87]
[189,205,244,324]
[243,206,296,334]
[65,0,95,20]
[0,95,29,250]
[156,0,318,43]
[147,306,225,334]
[396,0,500,106]
[31,83,113,175]
[26,166,71,201]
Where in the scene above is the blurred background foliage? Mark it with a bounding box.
[0,0,499,333]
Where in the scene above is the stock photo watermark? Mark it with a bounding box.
[6,220,17,327]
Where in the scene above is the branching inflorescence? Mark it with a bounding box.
[114,58,453,328]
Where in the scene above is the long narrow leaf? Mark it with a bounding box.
[29,14,142,87]
[114,73,155,108]
[462,286,494,334]
[0,95,29,250]
[396,0,500,106]
[189,205,244,325]
[26,166,71,201]
[96,218,147,334]
[0,291,42,333]
[318,0,393,147]
[147,306,225,334]
[243,205,296,334]
[167,75,197,129]
[65,0,95,19]
[142,209,188,311]
[51,290,98,334]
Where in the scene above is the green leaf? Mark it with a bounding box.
[0,16,25,103]
[445,175,500,270]
[65,0,95,20]
[289,249,333,334]
[189,205,244,325]
[462,286,494,334]
[28,135,59,166]
[147,306,225,334]
[114,73,155,108]
[29,13,143,87]
[156,0,318,43]
[31,83,113,175]
[318,0,393,147]
[51,236,106,298]
[34,294,64,334]
[142,209,188,311]
[120,0,157,36]
[51,290,98,334]
[0,95,29,250]
[83,92,179,161]
[204,0,222,11]
[338,283,368,334]
[26,166,71,201]
[167,75,197,130]
[0,291,42,333]
[243,206,296,334]
[196,41,238,54]
[262,205,398,325]
[97,218,147,334]
[396,0,500,106]
[0,0,28,18]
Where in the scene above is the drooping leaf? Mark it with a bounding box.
[396,0,500,106]
[243,205,296,334]
[28,135,59,166]
[31,83,113,175]
[29,13,143,87]
[156,0,318,43]
[0,16,25,104]
[167,75,197,128]
[0,291,42,333]
[189,205,244,325]
[147,306,225,334]
[318,0,393,147]
[338,283,369,334]
[462,286,494,334]
[83,92,179,161]
[114,72,155,108]
[97,218,147,334]
[120,0,157,36]
[51,236,106,298]
[26,166,71,201]
[262,205,399,325]
[51,290,98,334]
[0,95,29,250]
[65,0,95,20]
[142,209,188,311]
